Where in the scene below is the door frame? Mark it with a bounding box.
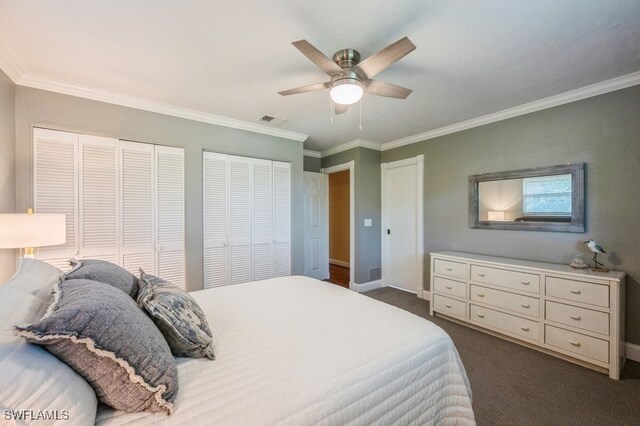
[321,161,355,289]
[381,155,424,297]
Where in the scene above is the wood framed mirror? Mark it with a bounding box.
[469,163,585,232]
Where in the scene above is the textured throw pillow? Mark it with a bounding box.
[15,279,178,414]
[138,270,216,359]
[64,259,138,298]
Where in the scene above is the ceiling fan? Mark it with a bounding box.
[278,37,416,114]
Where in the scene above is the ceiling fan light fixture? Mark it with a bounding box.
[329,78,363,105]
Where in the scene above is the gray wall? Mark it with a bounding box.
[14,87,304,292]
[322,147,381,283]
[303,155,321,172]
[0,69,16,281]
[382,86,640,344]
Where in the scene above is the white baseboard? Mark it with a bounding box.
[422,290,431,301]
[352,279,383,293]
[329,259,350,268]
[626,342,640,362]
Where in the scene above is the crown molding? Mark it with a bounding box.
[17,75,308,142]
[320,138,381,158]
[381,70,640,151]
[303,149,321,158]
[0,43,23,83]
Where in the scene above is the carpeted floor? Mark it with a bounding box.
[364,287,640,426]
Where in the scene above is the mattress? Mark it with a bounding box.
[96,276,475,425]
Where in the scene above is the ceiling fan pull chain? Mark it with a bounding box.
[330,98,334,124]
[359,98,363,131]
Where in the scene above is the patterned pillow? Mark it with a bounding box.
[15,279,178,414]
[138,270,216,359]
[64,259,138,298]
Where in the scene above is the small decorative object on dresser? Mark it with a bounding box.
[584,239,609,272]
[430,251,625,379]
[569,254,588,269]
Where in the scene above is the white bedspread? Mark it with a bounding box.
[96,276,475,425]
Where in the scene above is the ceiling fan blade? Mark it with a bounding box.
[292,40,345,77]
[364,80,412,99]
[335,103,348,115]
[354,36,416,80]
[278,82,329,96]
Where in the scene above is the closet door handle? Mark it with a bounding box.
[570,289,581,295]
[520,303,530,308]
[569,340,581,347]
[569,315,581,321]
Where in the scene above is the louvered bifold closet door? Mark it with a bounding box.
[155,146,185,288]
[33,128,79,270]
[203,152,229,289]
[251,159,273,281]
[78,135,119,263]
[229,155,253,285]
[119,141,155,276]
[273,161,291,277]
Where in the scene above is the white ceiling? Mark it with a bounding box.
[1,0,639,151]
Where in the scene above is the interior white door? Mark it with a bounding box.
[272,161,291,277]
[303,172,328,280]
[155,145,185,288]
[385,163,420,293]
[33,128,79,270]
[229,155,253,284]
[78,134,119,264]
[119,141,155,275]
[203,152,229,289]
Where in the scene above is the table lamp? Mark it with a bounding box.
[488,211,505,221]
[0,209,66,258]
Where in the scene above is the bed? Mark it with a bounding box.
[95,276,475,425]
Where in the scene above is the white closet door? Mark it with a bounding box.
[155,146,185,288]
[252,159,273,281]
[119,141,155,276]
[33,128,78,270]
[203,152,229,289]
[79,135,118,263]
[229,155,252,284]
[273,161,291,277]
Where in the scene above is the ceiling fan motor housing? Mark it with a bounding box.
[332,48,361,69]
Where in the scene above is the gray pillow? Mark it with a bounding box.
[138,270,216,359]
[15,278,178,414]
[64,259,138,298]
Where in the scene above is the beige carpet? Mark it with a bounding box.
[364,287,640,426]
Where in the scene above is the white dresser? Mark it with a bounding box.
[429,251,625,379]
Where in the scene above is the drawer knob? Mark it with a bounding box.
[445,285,453,290]
[477,313,485,318]
[446,267,453,271]
[477,293,485,297]
[477,273,486,277]
[569,315,581,321]
[521,281,530,285]
[520,303,530,308]
[520,326,530,331]
[570,289,582,295]
[569,340,581,347]
[445,304,452,308]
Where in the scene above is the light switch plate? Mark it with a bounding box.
[364,219,372,227]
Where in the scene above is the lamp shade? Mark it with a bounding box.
[330,79,363,105]
[0,214,66,248]
[488,211,505,221]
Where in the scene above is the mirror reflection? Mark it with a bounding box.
[478,174,572,223]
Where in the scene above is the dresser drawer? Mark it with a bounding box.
[546,277,609,308]
[433,259,466,280]
[545,301,609,335]
[545,325,609,363]
[433,294,466,319]
[433,276,466,299]
[471,265,540,294]
[470,305,539,341]
[470,284,539,318]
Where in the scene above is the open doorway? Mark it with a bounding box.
[326,170,350,287]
